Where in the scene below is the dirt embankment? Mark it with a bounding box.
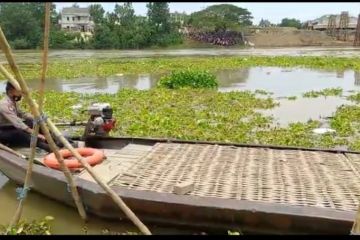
[246,27,352,47]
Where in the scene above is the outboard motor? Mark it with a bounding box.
[83,103,116,138]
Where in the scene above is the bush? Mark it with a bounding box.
[157,69,218,89]
[10,38,31,49]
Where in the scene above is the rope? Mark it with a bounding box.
[16,187,30,201]
[33,113,48,126]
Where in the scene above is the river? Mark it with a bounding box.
[0,47,359,234]
[1,47,360,64]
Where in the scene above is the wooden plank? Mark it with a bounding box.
[78,159,120,183]
[78,145,152,184]
[173,181,195,195]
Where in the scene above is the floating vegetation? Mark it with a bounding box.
[1,216,54,235]
[347,92,360,102]
[330,105,360,137]
[302,88,343,98]
[17,88,360,151]
[254,89,272,95]
[3,56,360,80]
[157,69,218,89]
[287,96,297,100]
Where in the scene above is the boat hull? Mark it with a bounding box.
[0,137,356,234]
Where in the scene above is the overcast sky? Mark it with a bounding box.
[54,2,360,24]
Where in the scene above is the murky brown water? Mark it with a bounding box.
[0,172,205,235]
[1,47,360,64]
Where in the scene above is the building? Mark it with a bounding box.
[59,6,94,35]
[305,14,358,30]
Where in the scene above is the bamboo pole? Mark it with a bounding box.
[7,2,60,226]
[46,119,152,235]
[0,23,151,234]
[0,27,87,221]
[352,209,360,234]
[0,143,27,159]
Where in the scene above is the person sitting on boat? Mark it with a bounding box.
[0,81,56,152]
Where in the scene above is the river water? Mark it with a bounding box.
[0,66,357,126]
[1,47,360,64]
[0,48,359,234]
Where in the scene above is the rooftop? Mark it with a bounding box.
[62,7,90,16]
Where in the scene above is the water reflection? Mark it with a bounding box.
[355,71,360,86]
[261,96,352,127]
[214,68,249,87]
[336,70,345,78]
[2,47,360,64]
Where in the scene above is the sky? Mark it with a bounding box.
[54,2,360,24]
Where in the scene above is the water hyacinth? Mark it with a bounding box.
[157,69,218,89]
[14,88,360,151]
[2,56,360,80]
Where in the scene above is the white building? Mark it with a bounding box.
[59,6,94,35]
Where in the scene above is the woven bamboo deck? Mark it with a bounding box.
[17,142,360,212]
[108,143,360,212]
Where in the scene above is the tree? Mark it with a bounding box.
[259,19,271,28]
[0,3,42,48]
[147,2,171,34]
[89,4,105,24]
[188,4,253,32]
[279,18,302,29]
[114,3,135,28]
[92,24,116,49]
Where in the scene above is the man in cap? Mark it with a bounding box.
[0,82,52,152]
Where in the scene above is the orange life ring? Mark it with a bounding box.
[43,148,105,170]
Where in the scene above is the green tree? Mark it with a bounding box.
[114,3,135,28]
[279,18,302,29]
[147,2,171,34]
[0,3,42,48]
[89,4,105,24]
[92,24,116,49]
[188,4,253,31]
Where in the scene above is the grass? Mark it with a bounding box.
[3,56,360,80]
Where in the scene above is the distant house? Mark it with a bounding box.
[59,6,94,36]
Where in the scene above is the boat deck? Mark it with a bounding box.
[17,142,360,213]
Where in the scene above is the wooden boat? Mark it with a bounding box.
[0,136,359,234]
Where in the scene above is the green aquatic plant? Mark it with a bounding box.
[0,216,54,235]
[157,69,218,89]
[330,105,360,137]
[302,88,343,98]
[254,89,272,95]
[287,96,297,100]
[15,89,360,151]
[2,56,360,80]
[347,92,360,102]
[228,230,242,235]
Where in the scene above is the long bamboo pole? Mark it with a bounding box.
[7,2,58,226]
[46,119,152,235]
[0,28,87,221]
[352,212,360,234]
[0,24,151,234]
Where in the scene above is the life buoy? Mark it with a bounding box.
[43,148,105,170]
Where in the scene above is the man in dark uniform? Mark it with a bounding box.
[0,82,53,152]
